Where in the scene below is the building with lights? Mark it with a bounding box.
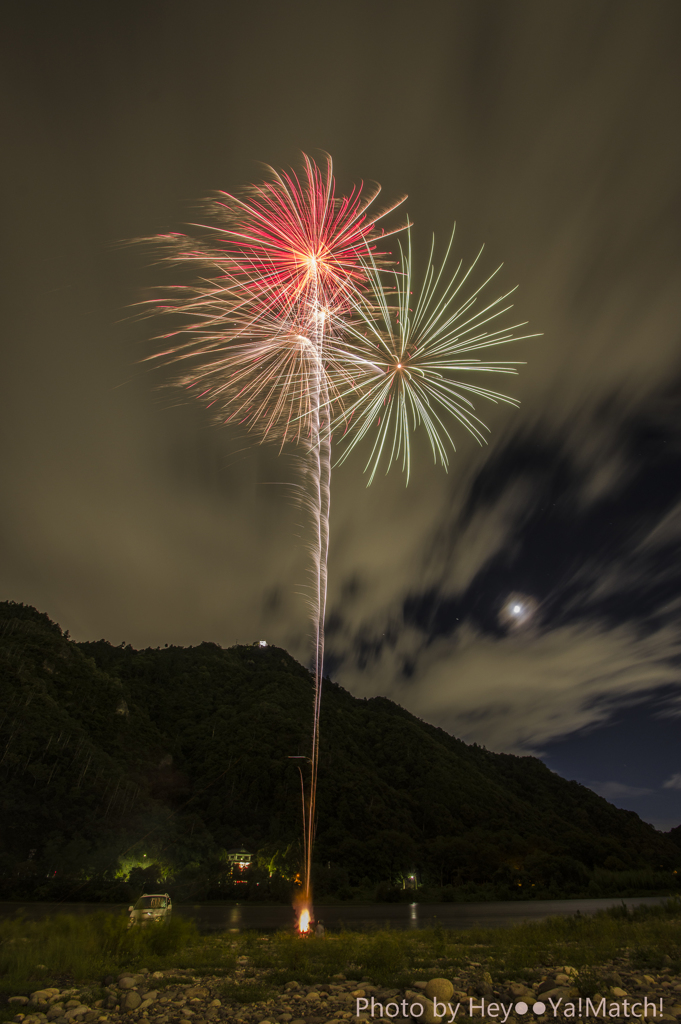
[226,848,253,870]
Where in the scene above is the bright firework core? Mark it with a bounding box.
[298,907,311,933]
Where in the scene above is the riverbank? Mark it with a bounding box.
[1,901,680,1023]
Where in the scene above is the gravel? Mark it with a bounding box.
[7,959,681,1024]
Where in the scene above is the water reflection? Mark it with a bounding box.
[172,896,667,932]
[0,896,668,932]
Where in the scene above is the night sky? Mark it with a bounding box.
[2,2,681,829]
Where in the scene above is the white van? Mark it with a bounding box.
[128,893,172,927]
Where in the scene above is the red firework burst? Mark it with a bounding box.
[145,154,407,444]
[205,153,407,317]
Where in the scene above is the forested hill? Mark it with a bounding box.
[1,600,679,902]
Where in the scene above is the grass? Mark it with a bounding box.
[0,913,226,995]
[0,898,679,1006]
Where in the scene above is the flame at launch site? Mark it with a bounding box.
[298,907,311,933]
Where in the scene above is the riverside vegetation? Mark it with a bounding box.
[1,901,681,1024]
[1,600,680,903]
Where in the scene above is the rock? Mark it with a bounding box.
[425,979,454,1001]
[117,980,135,991]
[185,989,208,999]
[411,997,439,1024]
[351,989,366,998]
[643,976,657,986]
[509,983,533,998]
[120,992,141,1014]
[472,972,493,998]
[538,987,571,1002]
[285,981,300,991]
[304,991,320,1001]
[414,982,428,991]
[611,987,628,998]
[64,1007,90,1022]
[10,999,29,1006]
[31,992,60,1005]
[208,1001,221,1008]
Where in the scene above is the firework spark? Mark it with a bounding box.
[335,228,540,483]
[146,155,407,444]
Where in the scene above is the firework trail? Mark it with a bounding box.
[140,157,536,923]
[141,155,406,909]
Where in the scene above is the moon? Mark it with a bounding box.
[499,593,539,630]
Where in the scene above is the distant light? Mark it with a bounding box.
[499,593,538,630]
[258,640,267,647]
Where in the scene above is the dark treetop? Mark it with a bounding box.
[0,601,679,903]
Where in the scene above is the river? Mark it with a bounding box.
[0,895,669,932]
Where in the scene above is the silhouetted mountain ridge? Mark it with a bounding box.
[0,600,679,902]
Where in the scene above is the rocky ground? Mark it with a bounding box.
[9,961,681,1024]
